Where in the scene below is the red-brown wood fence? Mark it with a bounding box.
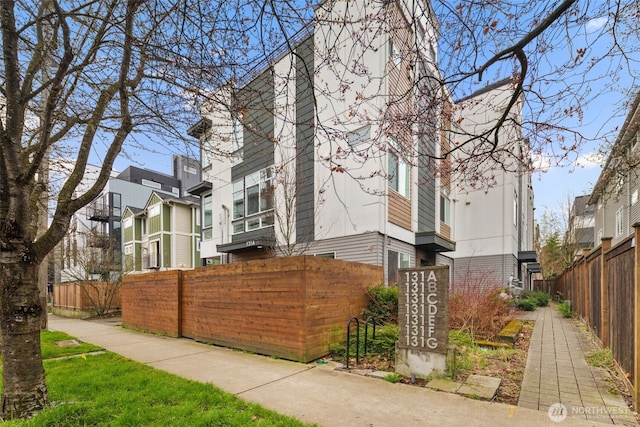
[121,256,383,362]
[538,228,640,409]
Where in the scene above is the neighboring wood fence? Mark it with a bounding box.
[53,281,122,318]
[121,256,383,362]
[537,229,640,409]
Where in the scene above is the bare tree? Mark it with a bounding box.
[56,229,123,317]
[0,0,236,418]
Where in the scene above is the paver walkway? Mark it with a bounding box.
[517,306,638,425]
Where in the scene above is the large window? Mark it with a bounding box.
[388,141,410,198]
[232,167,274,234]
[203,194,213,240]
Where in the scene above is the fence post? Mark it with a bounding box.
[177,270,183,338]
[601,237,612,348]
[633,224,640,411]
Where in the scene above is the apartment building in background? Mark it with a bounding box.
[57,155,200,282]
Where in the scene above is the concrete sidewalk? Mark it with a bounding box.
[518,306,638,426]
[50,315,618,427]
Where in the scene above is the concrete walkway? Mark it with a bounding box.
[517,306,638,425]
[49,314,628,427]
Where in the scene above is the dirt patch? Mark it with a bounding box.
[457,322,532,405]
[331,322,532,404]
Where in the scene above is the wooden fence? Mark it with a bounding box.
[53,281,122,318]
[538,229,640,409]
[121,256,383,362]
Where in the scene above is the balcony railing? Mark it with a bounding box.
[86,203,110,222]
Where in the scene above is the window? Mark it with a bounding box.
[399,253,410,268]
[232,166,275,234]
[141,218,146,235]
[142,179,162,190]
[314,252,336,259]
[615,208,624,237]
[348,125,370,146]
[124,244,133,255]
[388,38,400,66]
[203,194,213,240]
[148,204,160,217]
[123,217,133,229]
[112,193,121,217]
[440,193,451,225]
[387,250,411,283]
[514,190,518,226]
[632,189,638,205]
[388,141,410,198]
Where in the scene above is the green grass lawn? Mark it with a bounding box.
[1,331,312,426]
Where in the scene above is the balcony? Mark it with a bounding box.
[87,203,110,222]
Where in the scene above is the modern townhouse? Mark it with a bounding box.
[590,92,640,246]
[187,0,456,283]
[122,191,201,272]
[449,80,537,289]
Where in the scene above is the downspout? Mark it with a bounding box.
[222,204,230,264]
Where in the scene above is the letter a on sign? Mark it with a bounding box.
[427,271,437,282]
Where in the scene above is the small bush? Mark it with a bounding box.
[362,283,398,324]
[449,271,513,341]
[517,298,536,311]
[522,290,550,307]
[557,300,574,318]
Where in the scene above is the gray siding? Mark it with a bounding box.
[302,232,384,267]
[296,35,316,242]
[231,70,275,181]
[417,133,436,232]
[452,254,517,288]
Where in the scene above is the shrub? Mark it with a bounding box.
[449,271,513,341]
[557,300,574,318]
[362,283,398,324]
[517,298,536,311]
[522,290,550,307]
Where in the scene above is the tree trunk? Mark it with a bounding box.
[0,255,48,419]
